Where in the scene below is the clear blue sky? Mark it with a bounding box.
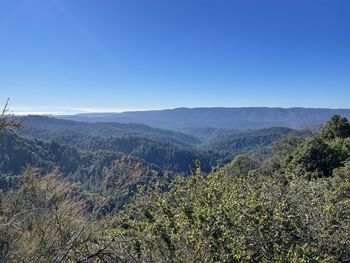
[0,0,349,114]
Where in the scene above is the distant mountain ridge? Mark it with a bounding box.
[18,115,200,147]
[58,107,350,130]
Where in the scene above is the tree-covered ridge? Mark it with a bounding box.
[0,130,162,196]
[2,114,350,262]
[18,119,302,174]
[19,115,200,147]
[17,128,220,173]
[283,115,350,179]
[202,127,297,162]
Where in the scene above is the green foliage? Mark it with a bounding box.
[284,117,350,179]
[321,115,350,140]
[0,130,165,213]
[20,125,219,173]
[223,154,259,177]
[273,133,306,161]
[107,167,350,262]
[203,127,295,163]
[284,136,340,178]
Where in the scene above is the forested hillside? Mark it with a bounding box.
[202,127,297,162]
[13,128,219,174]
[0,130,162,209]
[1,114,304,197]
[19,115,200,147]
[15,116,299,173]
[2,114,350,261]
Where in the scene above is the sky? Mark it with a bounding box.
[0,0,350,114]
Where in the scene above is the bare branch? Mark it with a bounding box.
[0,98,23,131]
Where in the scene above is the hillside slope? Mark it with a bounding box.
[18,115,200,147]
[19,128,219,173]
[0,130,162,196]
[202,127,295,162]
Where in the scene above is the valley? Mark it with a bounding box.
[1,106,350,262]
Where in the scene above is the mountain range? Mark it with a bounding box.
[58,107,350,131]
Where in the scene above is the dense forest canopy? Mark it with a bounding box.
[1,110,350,262]
[1,115,299,177]
[19,115,200,147]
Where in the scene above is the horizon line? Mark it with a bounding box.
[12,106,350,116]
